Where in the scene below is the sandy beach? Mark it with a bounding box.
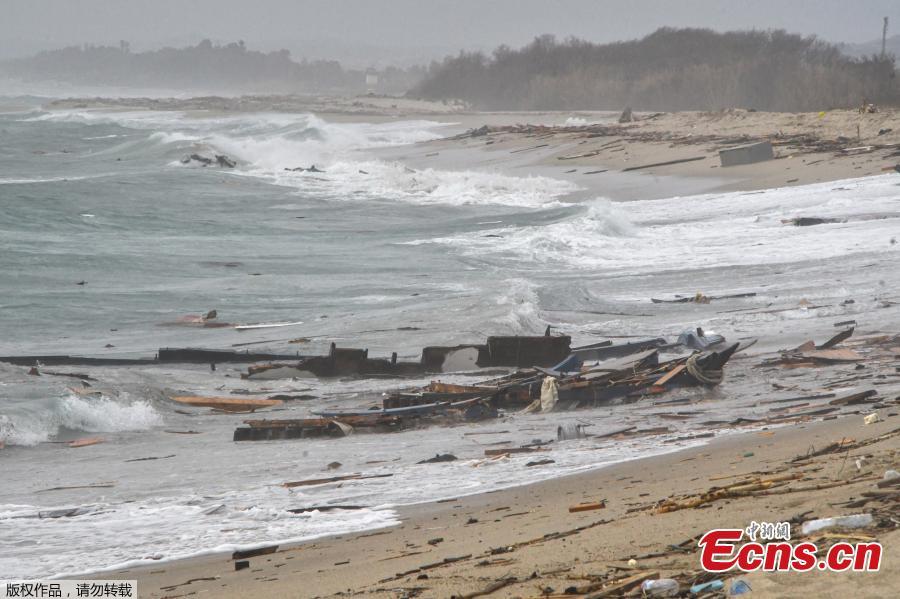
[111,415,900,598]
[48,95,900,195]
[404,107,900,198]
[6,1,900,594]
[40,101,894,597]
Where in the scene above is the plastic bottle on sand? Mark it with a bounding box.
[640,578,679,597]
[801,513,873,535]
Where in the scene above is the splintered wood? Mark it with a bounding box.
[569,501,606,513]
[170,395,283,412]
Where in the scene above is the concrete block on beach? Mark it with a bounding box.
[719,140,774,167]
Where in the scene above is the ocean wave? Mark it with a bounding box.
[83,134,128,140]
[1,420,707,579]
[268,160,579,207]
[20,109,190,128]
[494,278,546,334]
[148,130,201,144]
[406,199,630,249]
[0,492,399,580]
[409,176,900,272]
[0,393,162,447]
[201,115,446,170]
[0,175,99,185]
[18,108,576,208]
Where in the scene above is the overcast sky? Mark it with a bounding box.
[4,0,899,65]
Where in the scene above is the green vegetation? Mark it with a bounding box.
[1,39,424,94]
[413,28,898,111]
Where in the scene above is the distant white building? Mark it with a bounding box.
[365,69,378,93]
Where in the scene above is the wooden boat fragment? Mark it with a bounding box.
[170,395,283,412]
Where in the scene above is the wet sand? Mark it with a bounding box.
[46,94,900,196]
[405,108,900,199]
[111,414,900,598]
[74,102,900,596]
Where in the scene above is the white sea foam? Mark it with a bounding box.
[6,103,899,583]
[0,422,708,579]
[21,109,190,129]
[495,278,545,333]
[148,130,200,144]
[25,108,578,207]
[412,176,900,272]
[203,115,447,173]
[266,160,578,207]
[0,393,162,447]
[0,495,400,580]
[57,395,162,433]
[0,175,97,185]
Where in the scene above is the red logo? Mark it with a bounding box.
[699,528,881,572]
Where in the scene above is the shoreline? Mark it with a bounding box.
[396,108,900,201]
[38,94,900,198]
[107,413,900,598]
[9,99,900,594]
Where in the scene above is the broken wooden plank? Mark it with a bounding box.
[287,505,366,513]
[797,349,863,363]
[593,426,637,439]
[282,473,393,488]
[124,454,176,462]
[651,292,756,304]
[510,143,549,153]
[829,389,878,406]
[243,415,398,428]
[68,437,104,448]
[791,437,855,462]
[170,395,283,412]
[232,545,278,560]
[558,149,603,160]
[569,501,605,513]
[818,327,854,350]
[455,577,518,599]
[36,482,115,493]
[654,364,686,386]
[484,447,543,457]
[621,156,705,171]
[584,571,659,598]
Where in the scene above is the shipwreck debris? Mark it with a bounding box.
[234,335,742,442]
[169,396,283,413]
[651,292,756,304]
[181,153,236,168]
[569,501,605,513]
[784,216,843,226]
[719,141,774,167]
[67,437,105,448]
[232,545,278,560]
[764,328,865,367]
[245,334,573,380]
[677,328,725,351]
[282,473,393,488]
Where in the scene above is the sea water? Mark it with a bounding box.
[1,96,899,578]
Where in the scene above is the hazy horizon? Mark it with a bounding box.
[4,0,900,67]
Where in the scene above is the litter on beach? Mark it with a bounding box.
[5,18,900,593]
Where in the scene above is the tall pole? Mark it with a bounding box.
[882,17,889,59]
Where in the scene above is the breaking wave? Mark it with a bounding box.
[0,175,100,185]
[409,177,900,273]
[0,393,162,447]
[407,199,633,255]
[267,160,578,207]
[23,108,579,207]
[494,278,546,333]
[0,493,400,580]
